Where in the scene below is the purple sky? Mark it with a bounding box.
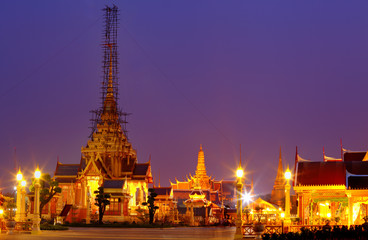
[1,1,368,194]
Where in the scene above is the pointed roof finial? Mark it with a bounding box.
[153,174,156,188]
[279,146,282,162]
[158,170,161,188]
[275,147,284,182]
[340,138,343,161]
[293,146,298,186]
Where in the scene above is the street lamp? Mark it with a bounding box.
[234,163,244,240]
[15,169,23,222]
[21,180,26,221]
[284,166,291,227]
[280,212,285,234]
[32,166,41,234]
[0,208,3,234]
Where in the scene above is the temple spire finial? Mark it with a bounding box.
[158,171,161,188]
[277,147,283,176]
[195,145,207,177]
[270,147,286,207]
[293,146,298,186]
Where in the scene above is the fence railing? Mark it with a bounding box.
[243,224,352,236]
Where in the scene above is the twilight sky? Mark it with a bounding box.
[1,1,368,194]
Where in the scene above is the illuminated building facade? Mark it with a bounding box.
[168,145,253,225]
[294,151,368,226]
[41,6,153,223]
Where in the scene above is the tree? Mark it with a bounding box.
[30,173,62,218]
[2,193,15,220]
[94,187,110,224]
[142,188,159,224]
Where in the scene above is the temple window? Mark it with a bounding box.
[105,198,121,215]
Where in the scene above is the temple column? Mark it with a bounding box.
[72,184,76,205]
[86,187,91,224]
[190,203,194,226]
[331,202,335,222]
[81,180,87,208]
[139,186,144,204]
[348,193,353,227]
[120,198,124,218]
[298,194,303,225]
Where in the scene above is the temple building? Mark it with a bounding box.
[33,6,153,223]
[294,150,368,226]
[165,145,253,225]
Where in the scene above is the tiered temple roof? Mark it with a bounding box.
[295,151,368,189]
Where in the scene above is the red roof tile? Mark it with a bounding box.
[297,162,346,186]
[344,152,366,162]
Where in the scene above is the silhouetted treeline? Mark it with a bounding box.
[263,224,368,240]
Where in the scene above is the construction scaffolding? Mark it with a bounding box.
[89,5,129,139]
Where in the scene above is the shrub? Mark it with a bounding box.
[40,223,68,230]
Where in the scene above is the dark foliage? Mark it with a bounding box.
[30,173,62,218]
[262,225,368,240]
[142,188,159,224]
[94,187,111,224]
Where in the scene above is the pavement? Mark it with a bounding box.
[0,227,239,240]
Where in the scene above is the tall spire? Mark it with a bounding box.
[275,147,284,183]
[101,5,119,106]
[195,144,207,177]
[270,147,285,207]
[89,5,122,139]
[293,146,298,186]
[106,44,114,98]
[101,5,118,103]
[101,44,118,122]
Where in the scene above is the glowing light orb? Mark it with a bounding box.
[16,170,23,181]
[243,192,252,202]
[21,180,26,187]
[281,212,285,218]
[236,168,244,178]
[35,168,41,179]
[285,169,291,180]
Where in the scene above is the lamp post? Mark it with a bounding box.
[284,166,292,227]
[0,208,4,233]
[234,165,244,240]
[280,212,285,234]
[21,180,26,222]
[32,166,41,234]
[15,169,23,222]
